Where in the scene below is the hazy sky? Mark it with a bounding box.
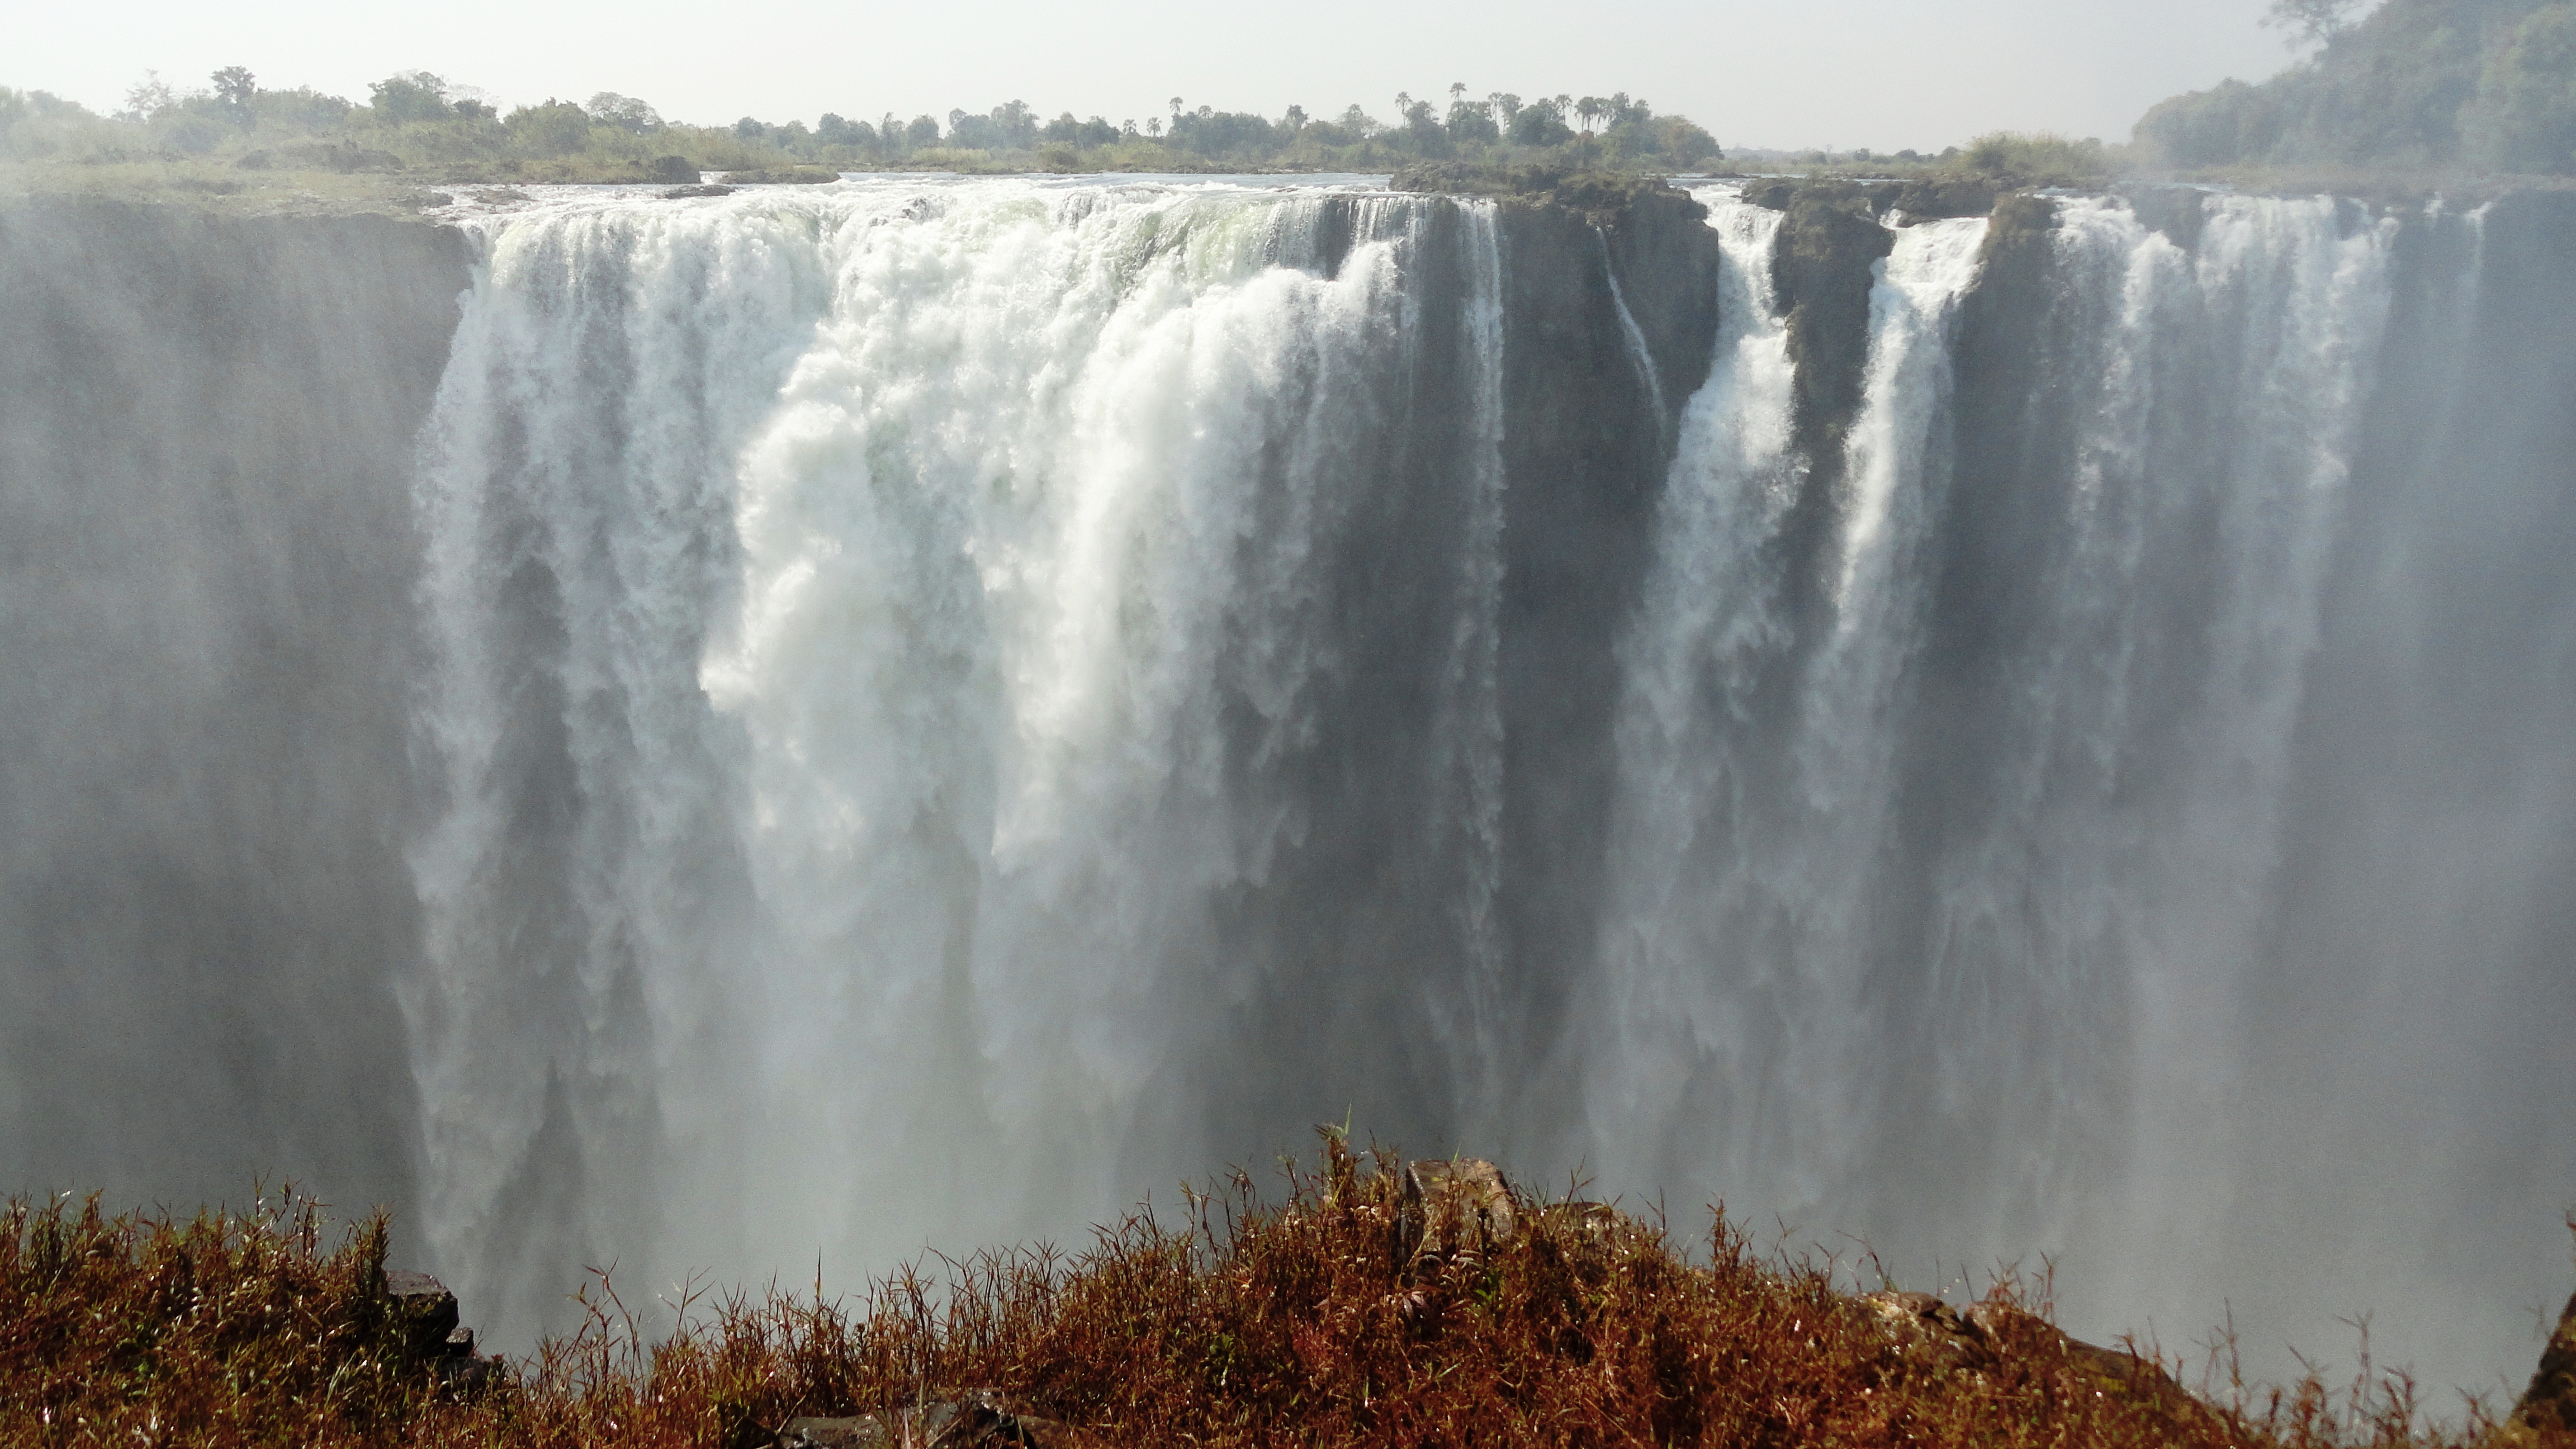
[16,0,2303,151]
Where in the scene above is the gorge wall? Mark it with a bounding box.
[0,199,465,1222]
[1,177,2569,1398]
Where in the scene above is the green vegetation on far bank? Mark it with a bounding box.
[2137,0,2576,175]
[0,70,1721,189]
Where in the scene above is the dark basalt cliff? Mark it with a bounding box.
[1385,164,1727,1110]
[1488,175,1720,1075]
[1191,172,1725,1153]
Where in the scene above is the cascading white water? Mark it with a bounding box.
[394,174,2561,1394]
[1589,195,1991,1230]
[409,179,1507,1339]
[1592,187,2432,1381]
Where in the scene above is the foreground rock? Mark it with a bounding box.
[385,1268,495,1394]
[1405,1156,1518,1259]
[2517,1289,2576,1432]
[1858,1289,2223,1429]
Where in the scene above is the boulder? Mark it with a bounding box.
[1406,1158,1517,1259]
[1859,1290,1995,1368]
[1858,1290,2217,1427]
[383,1269,496,1396]
[384,1268,460,1357]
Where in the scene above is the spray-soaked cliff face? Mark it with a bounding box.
[0,199,466,1223]
[2,177,2570,1395]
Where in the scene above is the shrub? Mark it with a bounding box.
[0,1138,2540,1447]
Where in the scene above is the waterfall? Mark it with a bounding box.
[408,180,1509,1339]
[1590,187,2455,1381]
[17,174,2564,1396]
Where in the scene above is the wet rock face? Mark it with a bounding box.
[1770,192,1897,473]
[1737,177,2004,224]
[1739,187,1900,642]
[1479,176,1723,1081]
[1391,164,1723,402]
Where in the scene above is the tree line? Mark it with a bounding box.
[0,69,1722,181]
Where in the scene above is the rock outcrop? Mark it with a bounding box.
[2516,1290,2576,1433]
[385,1269,494,1394]
[1404,1157,1518,1260]
[1858,1290,2218,1428]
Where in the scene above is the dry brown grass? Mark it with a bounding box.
[3,1135,2563,1447]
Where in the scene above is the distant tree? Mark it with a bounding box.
[1170,107,1277,157]
[1446,92,1499,144]
[252,86,353,129]
[1283,103,1308,131]
[1079,115,1117,146]
[504,98,594,155]
[906,113,939,148]
[586,92,662,134]
[736,116,768,141]
[2466,3,2576,171]
[1395,94,1448,154]
[1656,116,1721,163]
[2264,0,2364,44]
[1337,103,1381,137]
[210,67,255,126]
[120,70,177,122]
[367,72,452,122]
[1146,116,1162,138]
[1509,97,1573,146]
[1489,92,1522,131]
[452,98,492,121]
[990,100,1038,148]
[817,112,873,146]
[1575,96,1608,132]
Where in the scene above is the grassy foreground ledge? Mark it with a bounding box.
[5,1137,2569,1448]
